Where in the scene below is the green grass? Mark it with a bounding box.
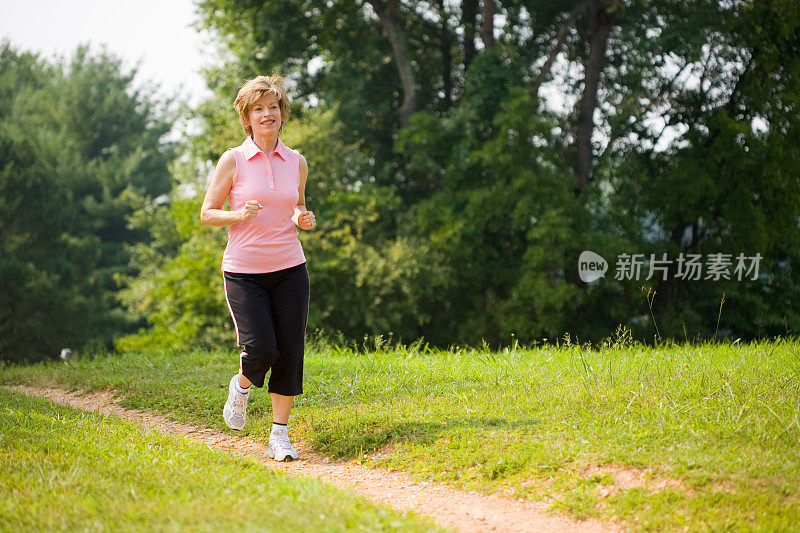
[2,337,799,531]
[0,388,441,532]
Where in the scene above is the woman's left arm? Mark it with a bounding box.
[292,154,316,230]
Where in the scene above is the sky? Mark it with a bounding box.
[0,0,212,106]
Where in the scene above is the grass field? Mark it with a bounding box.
[2,336,799,531]
[0,388,440,532]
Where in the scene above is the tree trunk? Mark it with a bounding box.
[481,0,496,49]
[531,2,588,99]
[367,0,419,127]
[462,0,478,70]
[437,0,453,109]
[574,0,612,194]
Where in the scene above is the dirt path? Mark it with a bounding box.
[13,386,615,533]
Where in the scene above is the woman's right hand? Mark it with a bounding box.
[239,200,263,223]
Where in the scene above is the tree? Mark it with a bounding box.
[0,43,175,362]
[128,0,800,348]
[366,0,421,126]
[610,0,800,338]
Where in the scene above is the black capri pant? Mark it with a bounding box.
[223,262,310,395]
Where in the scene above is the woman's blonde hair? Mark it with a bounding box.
[233,75,291,136]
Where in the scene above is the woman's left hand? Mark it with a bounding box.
[298,210,317,230]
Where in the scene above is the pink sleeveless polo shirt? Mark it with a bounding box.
[221,136,306,273]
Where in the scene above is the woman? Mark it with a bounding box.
[201,75,316,461]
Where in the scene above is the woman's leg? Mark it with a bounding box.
[222,272,278,431]
[270,393,293,425]
[265,263,309,461]
[266,262,310,399]
[223,272,279,388]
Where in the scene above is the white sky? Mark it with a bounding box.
[0,0,213,106]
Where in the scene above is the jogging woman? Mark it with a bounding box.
[200,75,316,461]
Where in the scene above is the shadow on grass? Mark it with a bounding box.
[311,416,540,460]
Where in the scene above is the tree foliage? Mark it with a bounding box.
[118,0,800,349]
[0,43,175,362]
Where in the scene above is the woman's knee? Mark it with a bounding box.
[243,343,280,366]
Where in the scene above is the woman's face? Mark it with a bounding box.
[247,92,282,137]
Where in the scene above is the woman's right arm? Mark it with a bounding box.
[200,151,261,227]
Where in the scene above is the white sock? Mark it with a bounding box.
[271,423,287,434]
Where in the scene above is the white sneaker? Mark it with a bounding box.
[268,429,299,461]
[223,375,248,430]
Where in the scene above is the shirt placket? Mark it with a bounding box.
[265,153,275,191]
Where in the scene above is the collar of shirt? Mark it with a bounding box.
[242,135,289,161]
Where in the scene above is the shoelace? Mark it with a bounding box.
[273,433,293,451]
[232,393,246,418]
